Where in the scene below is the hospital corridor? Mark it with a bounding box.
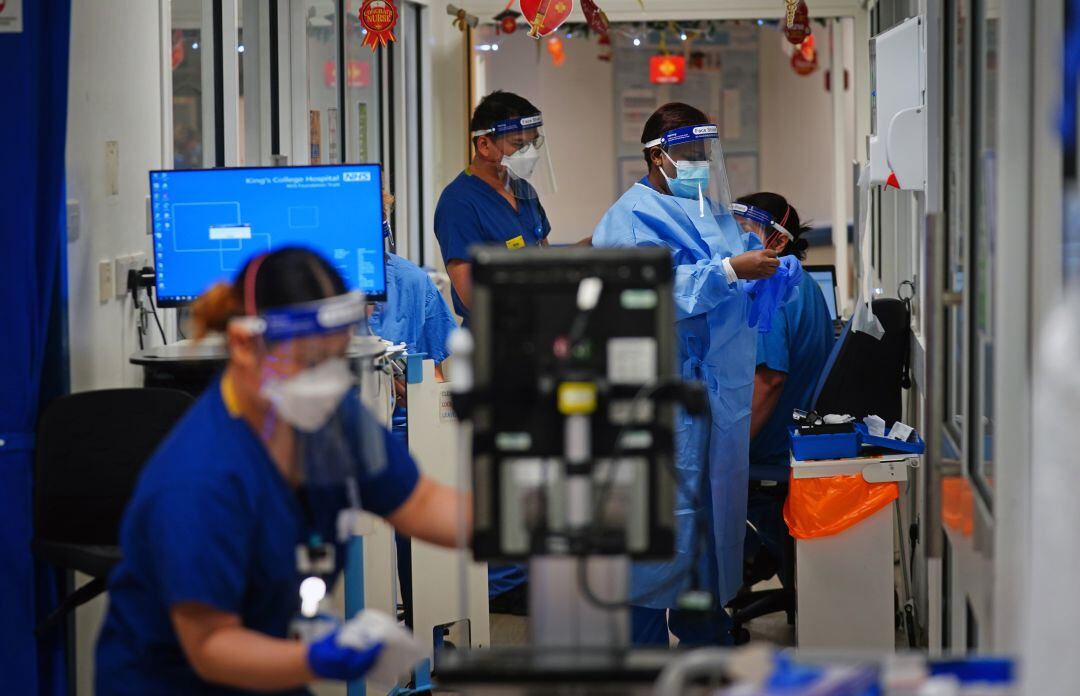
[3,0,1080,694]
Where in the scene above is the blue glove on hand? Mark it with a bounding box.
[779,254,803,292]
[308,629,384,681]
[748,257,803,333]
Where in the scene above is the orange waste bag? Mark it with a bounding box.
[783,473,899,539]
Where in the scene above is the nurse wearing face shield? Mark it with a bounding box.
[593,102,782,646]
[95,248,469,695]
[434,91,555,327]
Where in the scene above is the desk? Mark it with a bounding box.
[130,337,228,395]
[791,452,915,652]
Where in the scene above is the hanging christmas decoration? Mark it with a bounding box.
[359,0,398,50]
[171,30,186,70]
[785,0,810,45]
[520,0,573,39]
[447,4,478,31]
[650,54,685,84]
[790,33,817,75]
[495,9,520,33]
[580,0,610,36]
[546,35,566,66]
[597,33,612,61]
[785,0,798,26]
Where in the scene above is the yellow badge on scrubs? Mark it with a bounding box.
[505,235,526,250]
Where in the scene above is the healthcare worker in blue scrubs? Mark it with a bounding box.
[370,196,457,381]
[96,248,469,695]
[434,91,556,611]
[434,91,554,327]
[593,102,791,646]
[738,193,835,594]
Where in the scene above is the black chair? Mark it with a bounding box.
[729,298,912,642]
[34,388,193,637]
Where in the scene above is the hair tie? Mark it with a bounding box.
[778,205,792,229]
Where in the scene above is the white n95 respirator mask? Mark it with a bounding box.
[261,357,355,433]
[502,145,541,181]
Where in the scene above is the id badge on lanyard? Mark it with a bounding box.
[290,535,339,643]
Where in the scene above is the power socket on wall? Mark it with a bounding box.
[114,253,147,299]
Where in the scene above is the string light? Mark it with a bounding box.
[680,32,687,41]
[633,37,641,46]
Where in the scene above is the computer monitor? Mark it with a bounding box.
[148,164,386,306]
[806,264,839,321]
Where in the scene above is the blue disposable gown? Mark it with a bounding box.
[593,179,758,609]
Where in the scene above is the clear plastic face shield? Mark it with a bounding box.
[471,113,557,199]
[730,203,796,252]
[230,287,390,618]
[644,124,733,218]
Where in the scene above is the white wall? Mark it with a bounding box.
[66,0,169,396]
[66,2,167,688]
[757,27,854,227]
[476,30,616,244]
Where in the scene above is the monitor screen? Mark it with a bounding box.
[149,164,386,305]
[806,266,839,321]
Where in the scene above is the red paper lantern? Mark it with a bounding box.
[650,55,685,84]
[785,0,811,45]
[790,34,818,76]
[547,36,565,66]
[520,0,573,38]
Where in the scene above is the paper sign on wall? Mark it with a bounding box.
[0,0,24,33]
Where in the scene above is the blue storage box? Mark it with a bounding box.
[853,423,926,455]
[789,426,861,461]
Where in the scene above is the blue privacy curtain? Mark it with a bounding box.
[0,0,73,693]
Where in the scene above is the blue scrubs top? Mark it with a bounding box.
[749,271,836,481]
[368,253,457,364]
[95,379,420,695]
[433,170,551,323]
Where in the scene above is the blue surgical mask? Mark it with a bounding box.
[661,151,710,201]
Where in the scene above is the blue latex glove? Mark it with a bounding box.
[779,254,803,292]
[308,629,384,681]
[747,273,784,332]
[748,257,803,333]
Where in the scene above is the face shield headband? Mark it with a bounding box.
[470,113,544,138]
[730,203,796,252]
[642,123,719,152]
[229,291,367,343]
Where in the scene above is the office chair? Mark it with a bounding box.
[34,388,193,637]
[728,298,913,643]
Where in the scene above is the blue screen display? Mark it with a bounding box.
[149,165,385,304]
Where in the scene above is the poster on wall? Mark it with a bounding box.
[726,154,759,200]
[309,110,322,164]
[722,89,742,140]
[328,108,339,163]
[611,26,759,161]
[618,156,648,192]
[0,0,23,33]
[357,102,370,162]
[620,89,657,144]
